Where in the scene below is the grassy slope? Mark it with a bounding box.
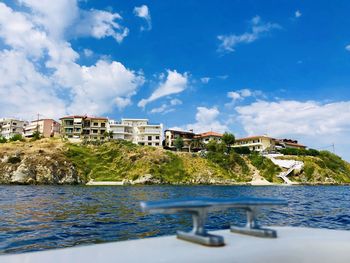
[3,139,348,184]
[279,151,350,184]
[65,141,255,183]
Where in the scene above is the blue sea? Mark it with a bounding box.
[1,185,350,254]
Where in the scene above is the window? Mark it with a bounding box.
[101,123,106,127]
[148,142,152,145]
[155,143,159,146]
[156,136,159,140]
[148,136,152,141]
[93,122,98,126]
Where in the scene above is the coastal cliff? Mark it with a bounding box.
[0,139,349,185]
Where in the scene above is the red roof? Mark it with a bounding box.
[196,131,223,138]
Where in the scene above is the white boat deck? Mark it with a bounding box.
[2,227,350,263]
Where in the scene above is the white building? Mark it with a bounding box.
[0,118,25,139]
[109,119,163,147]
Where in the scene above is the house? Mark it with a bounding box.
[24,119,60,138]
[233,135,276,152]
[195,131,223,144]
[164,129,195,150]
[108,119,162,147]
[0,118,25,139]
[60,115,108,141]
[275,139,306,150]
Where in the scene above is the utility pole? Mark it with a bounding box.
[332,143,335,154]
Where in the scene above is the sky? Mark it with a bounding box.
[0,0,350,160]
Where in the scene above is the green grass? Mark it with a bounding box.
[248,153,281,182]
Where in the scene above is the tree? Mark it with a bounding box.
[174,136,184,151]
[32,131,41,141]
[0,136,7,143]
[222,132,235,152]
[9,134,24,142]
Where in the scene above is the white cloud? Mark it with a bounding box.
[0,2,143,119]
[138,70,188,108]
[0,50,66,119]
[295,10,302,18]
[149,98,182,114]
[133,5,152,31]
[217,16,280,53]
[18,0,79,39]
[201,77,210,84]
[83,48,93,57]
[170,98,182,106]
[184,107,228,133]
[235,100,350,161]
[55,60,144,115]
[345,45,350,51]
[76,9,129,43]
[227,89,262,105]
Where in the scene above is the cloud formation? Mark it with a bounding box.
[138,70,188,108]
[217,16,280,53]
[235,100,350,160]
[134,5,152,31]
[0,1,141,119]
[150,98,182,114]
[180,107,228,133]
[295,10,302,18]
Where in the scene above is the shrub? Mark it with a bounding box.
[0,136,7,143]
[233,146,251,154]
[280,148,320,156]
[9,134,24,142]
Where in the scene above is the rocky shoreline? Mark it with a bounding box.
[1,139,350,185]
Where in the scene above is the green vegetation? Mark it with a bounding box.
[282,150,350,184]
[0,136,7,143]
[221,132,235,153]
[174,136,184,151]
[233,146,251,155]
[248,153,282,182]
[9,134,24,142]
[1,137,349,185]
[280,148,320,156]
[31,131,42,141]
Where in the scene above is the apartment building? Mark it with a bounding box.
[109,119,162,147]
[0,118,25,139]
[275,139,306,150]
[60,116,108,141]
[233,135,276,152]
[24,119,60,138]
[164,129,195,150]
[195,131,223,144]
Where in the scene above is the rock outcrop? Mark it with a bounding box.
[0,140,81,184]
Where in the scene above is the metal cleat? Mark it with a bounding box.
[229,199,287,238]
[140,199,225,246]
[140,197,287,246]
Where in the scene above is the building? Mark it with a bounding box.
[24,119,60,138]
[109,119,162,147]
[195,131,223,144]
[164,129,196,150]
[60,115,108,141]
[275,139,306,150]
[234,135,276,152]
[0,118,25,139]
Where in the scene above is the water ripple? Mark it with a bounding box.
[0,185,350,254]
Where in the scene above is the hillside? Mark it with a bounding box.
[0,139,349,185]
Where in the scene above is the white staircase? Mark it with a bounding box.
[265,155,304,185]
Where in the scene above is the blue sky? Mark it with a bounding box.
[1,0,350,160]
